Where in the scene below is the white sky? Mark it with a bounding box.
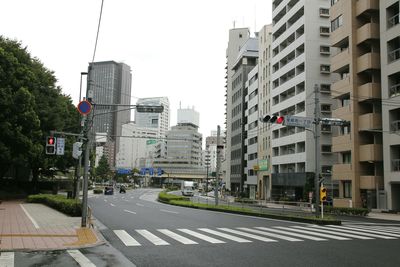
[0,0,272,138]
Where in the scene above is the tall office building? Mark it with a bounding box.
[135,97,170,138]
[330,0,384,208]
[257,25,273,200]
[89,61,132,167]
[270,0,337,200]
[177,107,200,127]
[205,131,225,174]
[381,0,400,211]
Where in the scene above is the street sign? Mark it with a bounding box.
[146,139,157,145]
[157,168,162,176]
[136,105,164,113]
[320,118,350,126]
[284,115,314,128]
[77,100,92,115]
[56,138,65,155]
[117,169,131,175]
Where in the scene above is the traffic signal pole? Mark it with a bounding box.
[314,84,321,216]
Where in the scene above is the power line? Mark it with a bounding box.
[91,0,105,63]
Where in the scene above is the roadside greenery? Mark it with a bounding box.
[324,206,370,216]
[93,188,104,194]
[27,194,81,216]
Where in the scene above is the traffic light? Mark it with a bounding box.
[45,136,56,155]
[320,186,327,202]
[72,142,83,159]
[262,115,285,124]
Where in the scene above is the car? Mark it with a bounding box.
[104,186,114,195]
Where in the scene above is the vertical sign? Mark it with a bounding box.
[56,138,65,155]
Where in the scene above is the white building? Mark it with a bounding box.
[205,131,225,174]
[135,97,170,138]
[177,107,200,127]
[270,0,338,200]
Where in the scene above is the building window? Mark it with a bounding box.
[331,0,339,6]
[320,26,330,36]
[320,84,331,93]
[387,1,399,29]
[387,37,400,63]
[320,45,330,55]
[389,71,400,98]
[331,15,343,32]
[342,152,351,164]
[319,8,330,17]
[343,181,352,198]
[321,104,331,113]
[320,64,331,73]
[321,145,332,153]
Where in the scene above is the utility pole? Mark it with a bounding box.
[215,125,221,206]
[314,84,321,216]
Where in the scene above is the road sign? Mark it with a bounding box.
[146,139,157,145]
[77,100,92,115]
[136,105,164,113]
[56,137,65,155]
[320,118,350,126]
[117,169,131,175]
[284,115,314,128]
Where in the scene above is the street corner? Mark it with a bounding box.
[64,227,105,249]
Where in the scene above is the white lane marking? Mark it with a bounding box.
[20,204,40,229]
[301,226,373,240]
[110,203,115,207]
[113,230,141,246]
[340,225,400,234]
[0,252,14,267]
[218,228,277,242]
[178,229,226,244]
[123,209,136,214]
[275,227,350,240]
[326,225,397,239]
[136,203,144,207]
[255,227,327,241]
[130,196,134,199]
[158,229,198,244]
[104,199,107,202]
[237,227,302,242]
[160,209,179,214]
[199,228,252,243]
[67,250,96,267]
[136,230,169,245]
[124,200,130,202]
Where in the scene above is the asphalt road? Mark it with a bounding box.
[87,188,400,267]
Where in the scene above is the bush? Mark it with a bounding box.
[93,188,103,194]
[324,206,370,216]
[158,191,189,202]
[27,194,82,216]
[234,198,257,204]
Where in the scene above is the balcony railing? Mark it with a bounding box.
[389,83,400,97]
[388,48,400,63]
[391,120,400,132]
[388,14,399,29]
[392,159,400,172]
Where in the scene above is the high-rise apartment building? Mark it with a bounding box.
[270,0,337,200]
[381,0,400,211]
[330,0,384,208]
[257,25,273,200]
[135,97,170,138]
[89,61,132,167]
[224,28,251,191]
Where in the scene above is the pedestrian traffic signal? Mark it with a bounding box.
[262,115,285,124]
[72,142,83,159]
[320,186,327,202]
[45,136,56,155]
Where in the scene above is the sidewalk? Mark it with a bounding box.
[367,211,400,221]
[0,200,103,251]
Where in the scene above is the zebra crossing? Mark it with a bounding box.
[112,224,400,247]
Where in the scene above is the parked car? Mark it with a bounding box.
[104,186,114,195]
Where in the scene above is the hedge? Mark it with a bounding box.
[93,188,103,194]
[158,191,189,202]
[324,206,370,216]
[27,194,82,216]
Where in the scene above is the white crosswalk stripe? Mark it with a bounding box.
[255,227,327,241]
[178,229,226,244]
[237,227,303,242]
[67,250,96,267]
[0,252,14,267]
[343,225,400,234]
[275,226,350,240]
[136,230,170,245]
[326,225,398,239]
[111,225,400,247]
[158,229,198,244]
[218,228,278,242]
[198,228,252,243]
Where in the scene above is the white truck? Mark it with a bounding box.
[181,181,194,196]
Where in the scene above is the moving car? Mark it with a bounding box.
[104,186,114,195]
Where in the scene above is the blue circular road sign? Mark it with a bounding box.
[77,100,92,115]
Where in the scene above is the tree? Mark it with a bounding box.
[96,155,111,182]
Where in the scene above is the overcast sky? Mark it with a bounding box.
[1,0,272,139]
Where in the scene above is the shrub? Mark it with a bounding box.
[234,198,257,204]
[93,188,103,194]
[324,206,369,216]
[27,194,82,216]
[158,191,189,202]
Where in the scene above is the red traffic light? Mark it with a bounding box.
[47,137,55,145]
[276,116,285,124]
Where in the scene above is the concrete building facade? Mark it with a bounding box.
[135,97,170,138]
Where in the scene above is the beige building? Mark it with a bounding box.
[330,0,383,208]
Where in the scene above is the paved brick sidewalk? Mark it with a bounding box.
[0,200,103,251]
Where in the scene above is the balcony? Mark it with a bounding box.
[358,113,382,131]
[332,163,353,181]
[331,48,350,73]
[357,23,380,45]
[359,144,383,162]
[360,175,383,189]
[332,77,351,98]
[356,0,379,17]
[333,104,352,120]
[357,52,380,73]
[332,134,351,153]
[358,82,381,101]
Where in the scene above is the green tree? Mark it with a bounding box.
[96,155,111,182]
